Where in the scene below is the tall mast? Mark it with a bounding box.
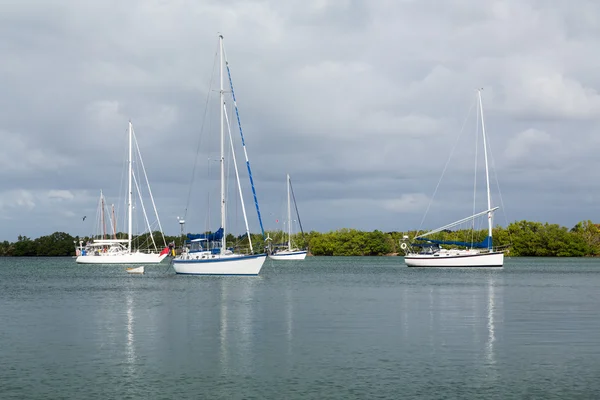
[128,120,133,252]
[478,89,493,248]
[287,174,291,251]
[223,44,266,239]
[111,204,117,239]
[219,34,226,254]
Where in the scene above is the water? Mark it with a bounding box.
[1,257,599,399]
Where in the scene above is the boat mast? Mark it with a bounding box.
[219,34,226,254]
[128,120,133,252]
[101,190,106,240]
[478,89,493,249]
[287,174,291,251]
[223,44,266,239]
[111,204,117,239]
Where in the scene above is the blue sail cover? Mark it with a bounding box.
[225,63,266,239]
[187,227,224,242]
[416,236,492,249]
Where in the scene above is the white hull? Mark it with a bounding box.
[269,250,307,260]
[127,266,145,274]
[404,251,504,267]
[172,253,266,275]
[76,252,168,265]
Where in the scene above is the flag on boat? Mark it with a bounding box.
[160,247,170,256]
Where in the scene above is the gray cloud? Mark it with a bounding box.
[1,0,600,240]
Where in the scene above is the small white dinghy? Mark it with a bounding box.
[127,266,145,274]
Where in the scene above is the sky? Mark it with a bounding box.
[1,0,600,240]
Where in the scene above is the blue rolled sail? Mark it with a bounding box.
[225,61,265,239]
[416,236,492,249]
[187,227,224,242]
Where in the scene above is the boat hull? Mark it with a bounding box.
[268,250,307,260]
[127,266,145,274]
[76,253,169,265]
[172,253,266,275]
[404,251,504,267]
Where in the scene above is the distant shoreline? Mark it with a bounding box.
[2,220,600,257]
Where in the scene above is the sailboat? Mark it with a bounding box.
[269,174,308,260]
[76,121,170,264]
[403,90,505,267]
[172,34,266,275]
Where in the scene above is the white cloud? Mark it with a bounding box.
[503,66,600,119]
[47,190,75,201]
[0,129,73,175]
[85,100,120,123]
[360,112,442,137]
[504,128,555,160]
[0,190,36,213]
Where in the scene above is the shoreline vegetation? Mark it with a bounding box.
[1,220,599,258]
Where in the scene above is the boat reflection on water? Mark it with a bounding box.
[399,270,504,383]
[126,293,136,369]
[122,292,139,399]
[486,276,497,366]
[217,278,260,376]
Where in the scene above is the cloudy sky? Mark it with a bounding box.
[1,0,600,240]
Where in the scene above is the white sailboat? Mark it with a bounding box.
[76,122,169,265]
[403,90,505,267]
[269,174,308,260]
[172,34,266,275]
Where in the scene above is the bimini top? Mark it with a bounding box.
[187,227,224,242]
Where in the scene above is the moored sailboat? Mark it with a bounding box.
[269,174,307,260]
[403,90,505,267]
[76,122,169,264]
[172,34,266,275]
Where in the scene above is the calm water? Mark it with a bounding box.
[1,257,599,399]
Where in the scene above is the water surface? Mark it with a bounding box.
[1,256,599,399]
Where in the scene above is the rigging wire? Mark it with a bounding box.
[182,44,219,223]
[289,177,305,238]
[131,125,167,249]
[486,114,513,249]
[118,125,128,237]
[416,98,477,238]
[471,92,480,246]
[222,43,266,239]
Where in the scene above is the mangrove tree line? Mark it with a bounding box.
[0,220,599,257]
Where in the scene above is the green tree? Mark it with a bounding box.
[571,220,600,256]
[12,235,37,256]
[34,232,76,256]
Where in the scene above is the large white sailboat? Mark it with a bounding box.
[269,174,307,260]
[172,35,266,275]
[403,90,505,268]
[76,122,169,265]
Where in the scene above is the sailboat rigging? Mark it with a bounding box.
[402,89,505,267]
[172,34,266,275]
[75,121,169,264]
[269,174,308,260]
